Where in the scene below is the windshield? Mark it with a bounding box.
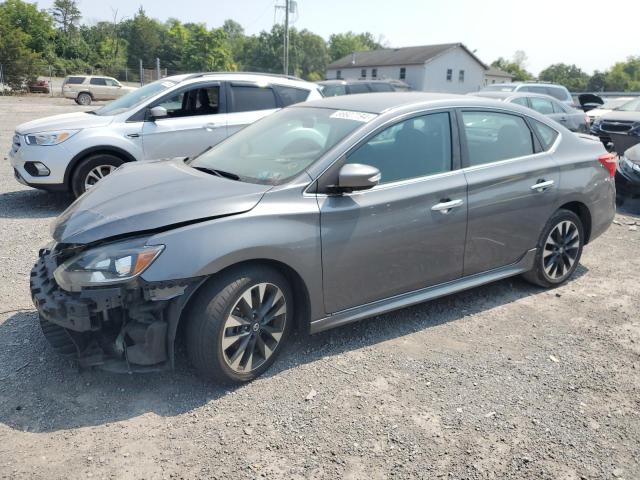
[189,107,376,185]
[482,85,516,92]
[92,79,177,116]
[615,98,640,112]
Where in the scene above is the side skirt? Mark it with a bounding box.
[310,248,537,334]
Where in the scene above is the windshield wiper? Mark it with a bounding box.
[193,166,240,181]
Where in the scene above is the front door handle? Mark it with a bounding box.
[203,123,219,130]
[431,198,464,214]
[530,180,554,192]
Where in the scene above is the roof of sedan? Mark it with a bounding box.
[299,92,472,114]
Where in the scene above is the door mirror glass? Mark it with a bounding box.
[149,106,168,120]
[337,163,380,192]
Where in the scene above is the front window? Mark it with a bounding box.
[372,68,377,79]
[92,79,177,116]
[617,98,640,112]
[336,70,342,79]
[446,69,452,81]
[399,67,406,80]
[361,69,367,79]
[459,70,465,82]
[189,107,376,185]
[90,77,107,86]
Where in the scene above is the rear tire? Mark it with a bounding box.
[70,154,125,197]
[77,92,92,105]
[186,265,293,384]
[522,209,584,288]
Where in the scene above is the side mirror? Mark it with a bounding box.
[148,106,168,121]
[336,163,381,192]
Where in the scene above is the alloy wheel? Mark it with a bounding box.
[84,165,116,190]
[543,220,580,280]
[221,282,287,373]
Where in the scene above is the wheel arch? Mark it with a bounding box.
[76,90,94,100]
[64,146,137,188]
[558,201,592,244]
[168,258,312,365]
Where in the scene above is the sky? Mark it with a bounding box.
[36,0,639,75]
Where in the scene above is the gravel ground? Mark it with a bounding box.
[0,96,639,480]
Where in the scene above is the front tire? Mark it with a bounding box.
[522,209,584,288]
[70,154,125,197]
[186,266,293,384]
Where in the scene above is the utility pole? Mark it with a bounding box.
[283,0,289,76]
[156,57,161,80]
[139,59,144,86]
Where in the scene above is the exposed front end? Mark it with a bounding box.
[30,242,201,371]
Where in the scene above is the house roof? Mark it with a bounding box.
[485,66,513,78]
[327,43,488,70]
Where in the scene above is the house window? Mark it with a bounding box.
[446,69,452,81]
[361,69,367,79]
[399,67,406,80]
[372,68,377,79]
[336,70,342,79]
[459,70,465,82]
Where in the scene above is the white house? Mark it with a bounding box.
[484,66,513,85]
[325,43,488,94]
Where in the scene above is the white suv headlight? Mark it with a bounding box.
[53,238,164,291]
[25,129,80,146]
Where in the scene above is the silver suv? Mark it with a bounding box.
[11,73,322,196]
[30,93,615,383]
[62,75,137,105]
[481,82,574,107]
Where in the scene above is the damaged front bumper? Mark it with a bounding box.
[30,246,204,372]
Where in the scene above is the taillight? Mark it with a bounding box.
[598,153,617,177]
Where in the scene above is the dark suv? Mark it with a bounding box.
[590,97,640,153]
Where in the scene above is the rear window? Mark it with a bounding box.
[274,85,310,106]
[348,83,370,94]
[322,85,347,97]
[546,86,570,102]
[65,76,85,84]
[230,85,277,113]
[369,83,394,92]
[531,120,559,150]
[90,78,107,86]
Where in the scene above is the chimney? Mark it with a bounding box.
[351,52,356,65]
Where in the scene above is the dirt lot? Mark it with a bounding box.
[0,96,639,480]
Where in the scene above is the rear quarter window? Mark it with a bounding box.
[65,76,85,84]
[530,120,559,151]
[274,85,310,106]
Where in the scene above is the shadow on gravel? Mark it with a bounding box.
[617,196,640,217]
[0,268,588,433]
[0,190,72,219]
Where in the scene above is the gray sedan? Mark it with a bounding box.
[31,93,615,383]
[472,91,590,133]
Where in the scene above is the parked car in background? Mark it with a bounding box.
[590,97,640,151]
[481,82,574,107]
[586,96,634,125]
[29,93,615,383]
[615,142,640,205]
[471,91,590,132]
[319,79,411,96]
[11,73,323,197]
[61,75,137,105]
[28,79,50,94]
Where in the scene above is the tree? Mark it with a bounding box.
[327,31,382,62]
[0,0,55,56]
[182,24,233,71]
[50,0,80,34]
[604,57,640,92]
[538,63,589,91]
[587,71,606,92]
[290,28,327,80]
[491,57,533,82]
[0,12,43,88]
[125,7,163,65]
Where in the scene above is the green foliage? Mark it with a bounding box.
[538,63,589,91]
[0,11,43,88]
[604,57,640,92]
[491,56,533,82]
[182,24,233,71]
[50,0,80,34]
[327,31,381,62]
[125,7,163,66]
[0,0,54,55]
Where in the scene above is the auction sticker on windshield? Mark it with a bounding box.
[330,110,377,122]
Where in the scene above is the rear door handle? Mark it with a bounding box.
[126,133,140,138]
[203,123,219,130]
[431,198,464,214]
[530,180,554,192]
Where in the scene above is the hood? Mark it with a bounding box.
[52,159,272,244]
[600,111,640,122]
[578,93,604,107]
[16,112,113,134]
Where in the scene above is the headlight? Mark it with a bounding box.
[25,129,80,146]
[53,238,164,291]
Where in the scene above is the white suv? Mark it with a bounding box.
[10,73,323,196]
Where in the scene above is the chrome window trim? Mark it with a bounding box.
[303,104,561,197]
